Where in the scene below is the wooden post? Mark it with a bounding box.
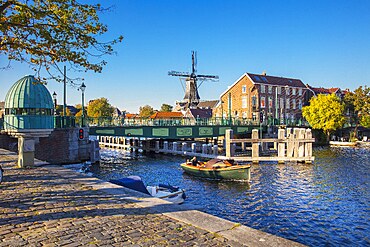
[225,129,234,158]
[213,145,218,155]
[252,129,259,163]
[278,128,286,163]
[182,142,187,152]
[293,128,300,157]
[305,129,313,163]
[191,143,196,153]
[286,128,294,158]
[202,144,207,154]
[298,128,306,160]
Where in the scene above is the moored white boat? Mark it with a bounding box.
[110,176,186,204]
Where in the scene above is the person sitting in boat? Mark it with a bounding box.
[191,156,198,166]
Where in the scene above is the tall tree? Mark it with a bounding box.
[160,103,173,112]
[302,94,345,141]
[344,86,370,129]
[139,105,154,118]
[87,97,114,118]
[0,0,123,82]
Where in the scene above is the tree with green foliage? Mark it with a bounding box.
[344,86,370,129]
[55,105,72,116]
[0,0,123,82]
[302,93,346,141]
[139,105,154,118]
[160,103,173,112]
[87,97,114,118]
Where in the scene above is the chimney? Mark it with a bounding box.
[262,71,267,76]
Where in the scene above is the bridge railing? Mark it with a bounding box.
[83,116,261,127]
[0,116,309,129]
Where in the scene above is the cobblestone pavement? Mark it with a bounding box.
[0,150,238,247]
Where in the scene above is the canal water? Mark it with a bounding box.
[86,147,369,246]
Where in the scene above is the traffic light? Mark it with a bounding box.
[260,112,264,123]
[79,128,84,140]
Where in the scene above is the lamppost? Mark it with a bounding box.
[52,91,57,115]
[79,82,86,127]
[220,100,224,125]
[285,85,289,125]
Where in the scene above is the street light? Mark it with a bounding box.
[285,85,289,125]
[220,100,224,125]
[52,91,57,115]
[79,82,86,127]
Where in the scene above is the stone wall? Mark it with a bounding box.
[0,127,100,165]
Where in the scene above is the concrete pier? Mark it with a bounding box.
[0,148,304,246]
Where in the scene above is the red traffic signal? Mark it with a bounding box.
[79,128,84,140]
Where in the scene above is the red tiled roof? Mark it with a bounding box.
[311,87,340,94]
[125,113,139,119]
[150,112,183,119]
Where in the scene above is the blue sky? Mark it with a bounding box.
[1,0,370,112]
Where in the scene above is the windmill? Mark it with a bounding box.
[169,51,219,110]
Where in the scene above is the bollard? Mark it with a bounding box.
[173,142,178,153]
[164,141,168,151]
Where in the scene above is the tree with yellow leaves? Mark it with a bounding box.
[302,93,345,142]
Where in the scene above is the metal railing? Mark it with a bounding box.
[0,116,311,129]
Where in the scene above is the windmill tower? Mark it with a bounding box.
[169,51,218,110]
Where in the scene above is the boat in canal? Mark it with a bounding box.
[180,158,251,181]
[110,176,186,204]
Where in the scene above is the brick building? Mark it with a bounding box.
[214,72,308,125]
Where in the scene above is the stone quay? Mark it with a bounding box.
[0,149,304,246]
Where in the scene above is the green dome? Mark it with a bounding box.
[4,75,54,130]
[5,75,53,109]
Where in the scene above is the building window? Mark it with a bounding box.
[292,88,296,95]
[292,99,296,109]
[277,86,281,94]
[261,97,266,108]
[286,87,290,95]
[242,96,247,108]
[252,96,257,107]
[242,85,247,94]
[268,86,272,94]
[252,112,257,121]
[280,98,284,109]
[299,88,302,95]
[268,96,273,109]
[286,98,290,109]
[261,85,265,93]
[298,99,302,109]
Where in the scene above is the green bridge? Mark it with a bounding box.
[89,125,264,139]
[1,116,287,139]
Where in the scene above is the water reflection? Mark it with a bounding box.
[91,147,370,247]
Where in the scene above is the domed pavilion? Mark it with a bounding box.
[4,75,54,130]
[3,75,54,167]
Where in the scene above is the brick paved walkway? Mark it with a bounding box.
[0,149,304,247]
[0,150,239,246]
